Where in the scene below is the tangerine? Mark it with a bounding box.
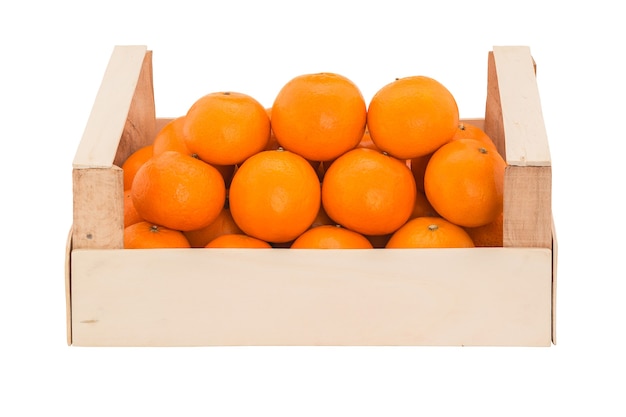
[124,221,191,249]
[386,217,474,248]
[183,207,243,248]
[271,72,367,162]
[122,144,153,190]
[464,211,504,247]
[205,233,272,248]
[152,116,190,156]
[291,225,373,249]
[229,149,321,243]
[424,138,506,228]
[451,121,498,152]
[367,76,459,159]
[131,151,226,231]
[184,91,270,166]
[321,148,416,236]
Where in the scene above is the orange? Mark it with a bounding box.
[131,151,226,231]
[424,138,506,228]
[291,225,373,249]
[367,76,459,159]
[152,116,190,156]
[464,211,504,247]
[124,221,191,249]
[322,148,416,236]
[122,144,153,190]
[271,72,367,162]
[184,91,270,166]
[123,189,143,228]
[229,149,321,243]
[183,207,243,248]
[386,217,475,248]
[451,121,498,152]
[205,233,272,248]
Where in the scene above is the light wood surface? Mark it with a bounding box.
[72,167,123,249]
[71,247,553,347]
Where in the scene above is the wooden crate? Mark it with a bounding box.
[66,45,557,347]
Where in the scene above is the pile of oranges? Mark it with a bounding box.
[122,72,506,249]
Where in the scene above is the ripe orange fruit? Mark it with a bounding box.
[184,91,270,166]
[152,116,190,156]
[464,211,504,247]
[183,207,243,248]
[367,76,459,159]
[322,148,416,236]
[451,121,498,152]
[123,189,143,228]
[205,233,272,248]
[271,72,367,162]
[386,217,475,248]
[122,144,153,190]
[424,138,506,228]
[291,225,373,249]
[229,149,321,243]
[124,221,191,249]
[131,151,226,231]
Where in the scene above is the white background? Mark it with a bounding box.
[1,1,625,416]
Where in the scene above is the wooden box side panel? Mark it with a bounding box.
[485,46,552,248]
[71,248,553,347]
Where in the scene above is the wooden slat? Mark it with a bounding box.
[503,165,552,248]
[73,45,148,169]
[492,46,551,167]
[484,51,506,158]
[113,50,156,167]
[71,247,553,347]
[72,167,124,249]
